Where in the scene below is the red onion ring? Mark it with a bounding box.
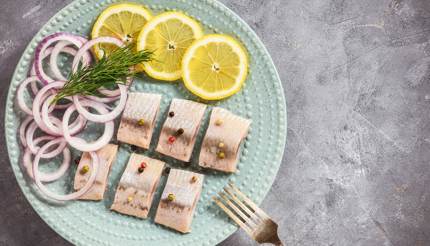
[71,36,124,72]
[24,137,71,182]
[62,100,114,152]
[32,81,65,135]
[41,94,87,135]
[19,116,34,147]
[25,121,67,158]
[32,140,99,201]
[30,47,53,76]
[72,84,127,123]
[49,41,78,81]
[17,76,41,115]
[34,33,90,84]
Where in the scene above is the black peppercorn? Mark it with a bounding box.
[175,128,184,136]
[168,111,175,117]
[138,167,144,173]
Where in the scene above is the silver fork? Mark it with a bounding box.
[213,182,283,246]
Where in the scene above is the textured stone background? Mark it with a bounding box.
[1,0,430,245]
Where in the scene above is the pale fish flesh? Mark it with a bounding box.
[199,107,251,172]
[110,153,165,219]
[154,169,204,233]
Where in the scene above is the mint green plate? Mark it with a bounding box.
[5,0,286,245]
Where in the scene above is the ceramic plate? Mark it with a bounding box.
[5,0,286,245]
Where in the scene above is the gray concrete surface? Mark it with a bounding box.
[1,0,430,245]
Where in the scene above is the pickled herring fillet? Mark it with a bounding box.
[156,99,206,162]
[110,153,165,219]
[154,169,204,233]
[117,92,161,149]
[74,144,118,200]
[199,107,251,172]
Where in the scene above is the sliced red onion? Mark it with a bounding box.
[25,121,67,158]
[30,47,55,95]
[24,137,71,182]
[71,36,123,72]
[62,100,114,152]
[34,33,89,84]
[41,94,87,135]
[19,116,34,147]
[32,140,99,201]
[23,136,54,175]
[30,47,54,76]
[32,81,65,135]
[72,84,127,123]
[17,76,42,115]
[50,41,78,80]
[30,79,41,96]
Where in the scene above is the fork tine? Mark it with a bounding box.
[219,192,258,229]
[212,196,253,235]
[223,186,263,224]
[228,182,270,220]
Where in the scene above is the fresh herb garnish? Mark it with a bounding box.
[52,44,152,104]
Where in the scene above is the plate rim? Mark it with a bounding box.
[5,0,287,245]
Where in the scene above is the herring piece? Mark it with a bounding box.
[154,169,204,233]
[110,153,165,219]
[156,99,206,161]
[117,92,161,149]
[74,144,118,200]
[198,107,251,172]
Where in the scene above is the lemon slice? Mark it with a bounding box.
[137,12,203,81]
[182,34,249,100]
[91,3,152,62]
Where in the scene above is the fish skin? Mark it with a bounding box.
[199,107,251,172]
[110,153,165,219]
[117,92,162,149]
[154,169,204,233]
[156,99,207,162]
[74,144,118,200]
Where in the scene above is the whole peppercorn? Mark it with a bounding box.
[218,142,225,148]
[191,176,198,183]
[217,151,225,159]
[215,119,223,126]
[168,111,175,117]
[140,162,147,169]
[168,136,176,144]
[137,119,145,126]
[80,165,90,174]
[167,193,175,202]
[175,128,184,136]
[138,167,144,173]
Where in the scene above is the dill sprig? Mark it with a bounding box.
[52,44,152,104]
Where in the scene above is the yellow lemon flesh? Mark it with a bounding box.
[91,3,152,70]
[182,34,249,100]
[137,12,203,81]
